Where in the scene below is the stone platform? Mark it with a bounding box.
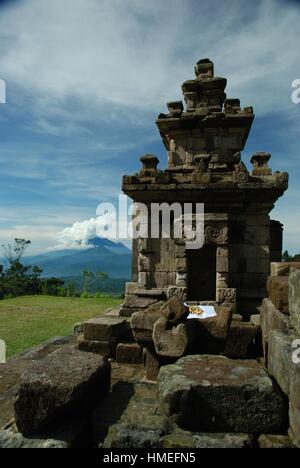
[0,337,296,448]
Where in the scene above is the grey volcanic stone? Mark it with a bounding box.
[77,335,117,358]
[289,357,300,448]
[268,330,296,396]
[289,269,300,335]
[158,355,287,433]
[83,316,132,342]
[258,434,296,449]
[14,347,111,436]
[160,295,189,325]
[0,429,69,448]
[271,262,300,277]
[267,276,289,314]
[161,431,253,449]
[116,343,143,364]
[102,423,162,448]
[131,305,162,346]
[153,317,190,357]
[224,321,259,358]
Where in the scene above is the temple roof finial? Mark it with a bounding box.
[195,58,214,78]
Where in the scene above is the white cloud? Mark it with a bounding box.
[52,217,99,250]
[0,0,299,131]
[0,0,300,253]
[0,205,99,254]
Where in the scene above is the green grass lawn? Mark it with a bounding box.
[0,295,121,358]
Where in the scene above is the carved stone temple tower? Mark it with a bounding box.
[121,59,288,319]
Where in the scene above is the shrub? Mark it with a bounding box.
[80,292,90,299]
[42,277,65,296]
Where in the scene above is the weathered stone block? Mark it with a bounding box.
[0,429,70,448]
[125,282,140,295]
[131,303,163,346]
[0,419,89,448]
[153,317,190,358]
[175,258,187,273]
[289,269,300,335]
[161,431,253,449]
[216,255,229,272]
[260,298,290,362]
[193,305,233,342]
[216,272,228,288]
[268,330,300,396]
[116,343,143,364]
[158,355,287,433]
[160,295,189,325]
[77,336,117,358]
[119,306,135,317]
[258,434,296,449]
[105,307,122,317]
[153,272,169,288]
[271,262,300,277]
[175,273,187,287]
[14,348,110,436]
[216,288,236,303]
[102,423,161,448]
[289,356,300,448]
[268,330,296,396]
[83,316,130,342]
[224,322,259,358]
[217,246,228,257]
[138,272,149,287]
[267,276,289,314]
[175,244,186,258]
[138,253,151,272]
[166,286,187,301]
[124,294,158,310]
[145,349,160,381]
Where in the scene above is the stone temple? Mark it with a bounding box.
[121,58,288,319]
[2,60,299,449]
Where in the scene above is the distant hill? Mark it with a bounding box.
[23,237,132,279]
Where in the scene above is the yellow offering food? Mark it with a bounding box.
[189,306,204,315]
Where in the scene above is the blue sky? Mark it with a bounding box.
[0,0,299,254]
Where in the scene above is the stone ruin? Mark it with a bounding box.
[121,58,288,320]
[1,59,299,449]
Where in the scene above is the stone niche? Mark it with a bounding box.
[121,59,288,319]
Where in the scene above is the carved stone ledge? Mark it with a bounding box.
[166,286,187,301]
[205,224,228,245]
[216,287,237,304]
[175,258,187,274]
[176,273,187,287]
[233,161,249,183]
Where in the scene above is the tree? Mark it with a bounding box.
[81,270,109,294]
[2,238,31,265]
[0,239,43,297]
[82,270,94,293]
[96,271,109,281]
[282,250,292,262]
[42,277,65,296]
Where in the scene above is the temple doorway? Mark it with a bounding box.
[187,244,217,301]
